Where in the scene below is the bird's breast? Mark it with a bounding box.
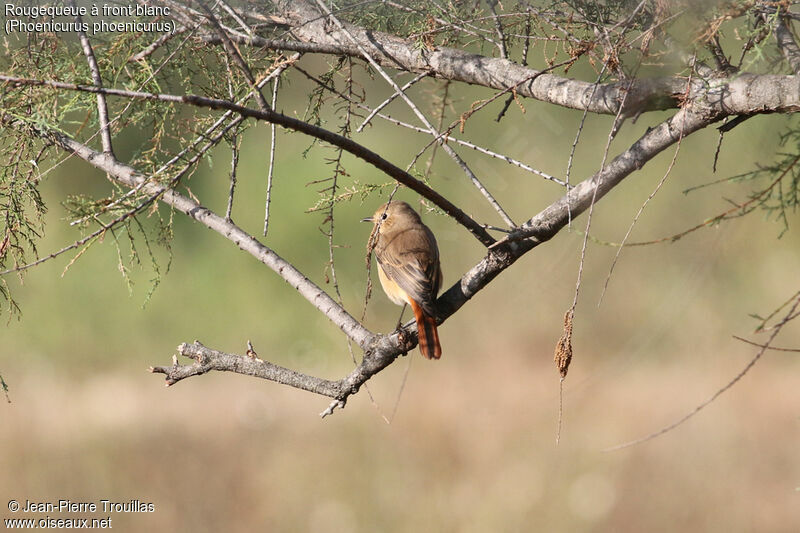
[377,264,411,306]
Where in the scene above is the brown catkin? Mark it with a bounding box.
[554,310,574,378]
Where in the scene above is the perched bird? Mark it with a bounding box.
[363,201,443,359]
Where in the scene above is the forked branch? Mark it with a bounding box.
[146,106,722,412]
[5,0,794,417]
[11,91,723,413]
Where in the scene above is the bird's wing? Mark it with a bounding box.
[376,227,440,316]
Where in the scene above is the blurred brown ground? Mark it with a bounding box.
[2,208,799,531]
[1,342,798,532]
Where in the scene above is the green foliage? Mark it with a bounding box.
[307,179,395,213]
[61,189,174,304]
[301,58,343,156]
[679,115,800,238]
[1,0,799,325]
[728,123,800,237]
[0,130,49,318]
[0,10,290,317]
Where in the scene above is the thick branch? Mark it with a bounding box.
[197,34,360,56]
[271,0,684,116]
[151,334,421,413]
[152,342,344,396]
[182,2,800,119]
[147,106,722,409]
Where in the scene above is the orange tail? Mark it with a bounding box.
[410,299,441,359]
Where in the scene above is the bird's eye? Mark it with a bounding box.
[381,213,387,220]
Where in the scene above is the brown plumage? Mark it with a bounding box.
[364,201,443,359]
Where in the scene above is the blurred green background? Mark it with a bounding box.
[2,49,799,531]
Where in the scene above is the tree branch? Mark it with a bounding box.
[774,13,800,75]
[269,0,685,117]
[311,0,516,228]
[148,106,725,409]
[192,2,800,120]
[7,97,722,413]
[197,34,361,56]
[489,107,720,249]
[150,333,421,417]
[0,74,495,246]
[18,121,374,350]
[129,27,187,63]
[69,0,114,156]
[440,106,722,317]
[195,0,271,111]
[5,2,797,413]
[152,341,344,396]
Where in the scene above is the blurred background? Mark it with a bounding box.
[2,34,800,533]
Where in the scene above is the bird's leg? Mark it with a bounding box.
[394,304,410,355]
[394,303,407,330]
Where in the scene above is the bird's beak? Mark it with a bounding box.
[361,216,373,223]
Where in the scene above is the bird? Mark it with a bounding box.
[363,201,443,359]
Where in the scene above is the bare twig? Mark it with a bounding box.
[605,292,800,451]
[150,340,410,418]
[497,8,531,122]
[264,78,278,236]
[564,63,609,226]
[598,116,686,303]
[732,335,800,352]
[384,0,500,46]
[129,27,187,62]
[707,34,735,73]
[552,67,637,439]
[487,0,509,59]
[225,131,239,223]
[69,0,114,156]
[312,0,517,229]
[296,66,565,185]
[218,0,254,36]
[356,71,430,133]
[489,108,722,250]
[196,0,271,111]
[598,71,694,305]
[152,341,343,394]
[774,12,800,74]
[320,400,346,418]
[754,287,800,333]
[591,154,800,248]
